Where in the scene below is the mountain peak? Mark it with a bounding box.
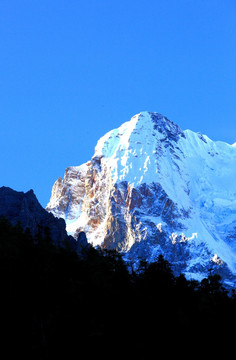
[130,111,184,137]
[47,111,236,287]
[94,111,184,160]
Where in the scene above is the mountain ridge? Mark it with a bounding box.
[0,186,88,254]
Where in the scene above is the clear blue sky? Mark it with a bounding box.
[0,0,235,207]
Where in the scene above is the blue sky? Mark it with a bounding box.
[0,0,236,207]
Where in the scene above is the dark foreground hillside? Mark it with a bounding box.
[0,218,235,358]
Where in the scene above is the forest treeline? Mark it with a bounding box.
[0,217,235,358]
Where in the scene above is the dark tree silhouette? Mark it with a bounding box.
[0,217,235,357]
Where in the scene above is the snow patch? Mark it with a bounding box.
[211,254,224,266]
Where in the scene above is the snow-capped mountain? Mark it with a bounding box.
[47,112,236,286]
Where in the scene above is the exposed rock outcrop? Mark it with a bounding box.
[0,186,88,253]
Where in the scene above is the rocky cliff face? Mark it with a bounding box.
[46,112,236,286]
[0,186,77,248]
